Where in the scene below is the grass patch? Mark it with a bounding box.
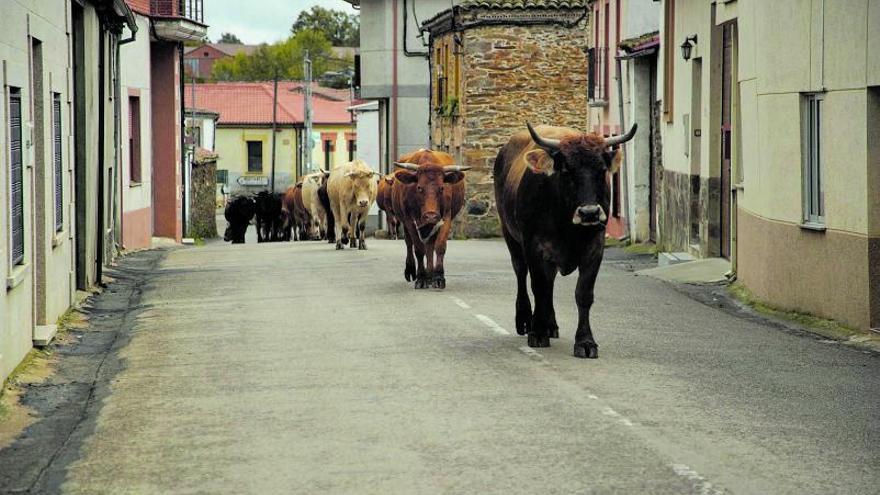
[624,242,658,256]
[728,282,861,340]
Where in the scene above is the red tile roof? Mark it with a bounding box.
[184,82,356,126]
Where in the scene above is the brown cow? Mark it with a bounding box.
[376,174,401,240]
[282,183,315,241]
[391,149,469,289]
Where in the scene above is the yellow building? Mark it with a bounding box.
[186,82,357,194]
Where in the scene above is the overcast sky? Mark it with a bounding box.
[204,0,357,45]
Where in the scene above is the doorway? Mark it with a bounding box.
[719,22,736,259]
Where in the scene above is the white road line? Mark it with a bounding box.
[518,346,543,360]
[449,296,471,309]
[601,407,620,417]
[587,394,599,400]
[475,314,510,335]
[619,418,634,427]
[670,464,723,495]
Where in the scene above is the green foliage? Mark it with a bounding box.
[211,30,349,82]
[217,32,243,44]
[291,6,359,46]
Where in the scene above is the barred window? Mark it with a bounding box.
[9,87,24,265]
[53,93,63,231]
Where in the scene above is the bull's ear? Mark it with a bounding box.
[525,149,555,176]
[443,171,465,184]
[394,170,418,184]
[603,148,623,174]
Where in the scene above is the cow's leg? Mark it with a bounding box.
[413,239,428,289]
[525,249,557,348]
[358,216,368,250]
[332,204,346,250]
[349,213,359,248]
[573,256,602,359]
[402,225,416,281]
[430,220,454,289]
[502,228,531,335]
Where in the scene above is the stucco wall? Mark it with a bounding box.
[0,0,75,381]
[121,14,153,250]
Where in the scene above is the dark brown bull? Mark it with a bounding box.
[391,149,469,289]
[494,123,636,358]
[376,174,401,239]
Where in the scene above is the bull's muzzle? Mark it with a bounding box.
[358,199,369,208]
[421,211,440,224]
[572,205,607,226]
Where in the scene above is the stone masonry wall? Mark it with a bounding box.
[431,20,589,238]
[190,159,218,240]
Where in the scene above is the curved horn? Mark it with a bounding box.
[605,123,638,148]
[443,165,471,172]
[393,162,420,171]
[526,122,561,152]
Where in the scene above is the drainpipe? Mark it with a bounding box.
[179,42,188,238]
[615,52,631,241]
[96,30,105,284]
[391,0,399,161]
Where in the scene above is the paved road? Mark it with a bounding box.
[21,234,880,493]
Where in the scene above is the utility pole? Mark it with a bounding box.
[270,71,278,192]
[303,50,313,172]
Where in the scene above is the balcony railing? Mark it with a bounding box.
[151,0,204,23]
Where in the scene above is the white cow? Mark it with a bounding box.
[327,159,379,250]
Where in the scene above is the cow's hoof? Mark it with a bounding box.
[358,242,367,250]
[405,262,416,282]
[548,324,559,339]
[527,333,550,348]
[515,316,531,336]
[432,276,445,289]
[573,343,599,359]
[414,277,429,289]
[335,242,344,250]
[342,235,350,246]
[351,239,358,248]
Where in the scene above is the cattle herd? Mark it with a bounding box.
[222,124,637,358]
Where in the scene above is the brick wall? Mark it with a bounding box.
[431,20,589,238]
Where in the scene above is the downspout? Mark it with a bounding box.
[615,52,631,240]
[179,42,188,238]
[391,0,399,161]
[402,0,428,58]
[96,29,106,284]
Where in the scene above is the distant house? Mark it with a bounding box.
[184,43,260,79]
[422,0,591,237]
[185,82,356,195]
[586,0,661,242]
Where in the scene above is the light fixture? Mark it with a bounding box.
[680,34,698,61]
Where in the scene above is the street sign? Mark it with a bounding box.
[237,175,269,186]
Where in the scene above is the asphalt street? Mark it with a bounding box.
[4,228,879,494]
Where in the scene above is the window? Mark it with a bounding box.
[324,139,334,169]
[129,96,142,183]
[247,141,263,172]
[216,169,229,184]
[9,87,24,265]
[53,93,63,231]
[802,93,824,225]
[347,139,356,161]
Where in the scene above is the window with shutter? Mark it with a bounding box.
[10,88,24,265]
[129,96,142,183]
[54,93,63,232]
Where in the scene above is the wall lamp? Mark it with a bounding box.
[680,34,698,61]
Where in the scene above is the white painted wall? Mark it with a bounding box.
[120,14,153,216]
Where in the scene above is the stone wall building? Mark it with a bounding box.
[423,0,591,238]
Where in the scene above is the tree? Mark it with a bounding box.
[217,32,243,44]
[210,30,350,82]
[291,6,359,46]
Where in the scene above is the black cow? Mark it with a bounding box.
[317,177,336,243]
[224,195,256,244]
[254,190,285,242]
[493,123,636,358]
